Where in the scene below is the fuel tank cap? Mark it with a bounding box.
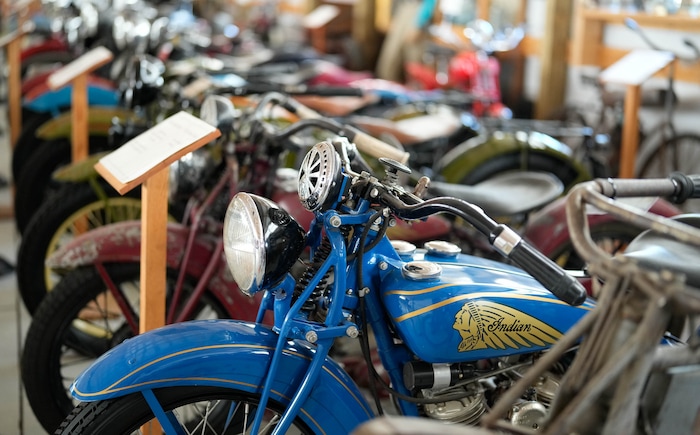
[424,240,461,257]
[391,240,417,256]
[402,261,442,281]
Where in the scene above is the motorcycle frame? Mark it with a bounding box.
[483,178,700,433]
[67,186,593,433]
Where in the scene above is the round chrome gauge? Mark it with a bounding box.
[298,140,342,211]
[424,240,461,257]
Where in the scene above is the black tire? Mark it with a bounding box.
[637,133,700,213]
[20,51,74,78]
[545,221,642,270]
[13,135,113,234]
[55,386,314,435]
[460,152,583,191]
[11,111,57,178]
[21,264,229,433]
[16,182,143,314]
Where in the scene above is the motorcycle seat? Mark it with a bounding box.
[623,214,700,288]
[427,170,564,218]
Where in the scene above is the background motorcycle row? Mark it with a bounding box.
[4,7,700,435]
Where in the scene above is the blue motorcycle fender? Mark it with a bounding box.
[23,85,118,113]
[71,319,375,434]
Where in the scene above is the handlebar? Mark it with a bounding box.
[281,95,410,164]
[221,83,366,98]
[380,194,587,306]
[625,17,700,63]
[566,173,700,265]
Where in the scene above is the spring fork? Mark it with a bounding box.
[250,221,348,434]
[141,389,186,435]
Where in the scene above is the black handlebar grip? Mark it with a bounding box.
[302,86,365,97]
[509,240,587,306]
[670,172,700,203]
[490,225,586,306]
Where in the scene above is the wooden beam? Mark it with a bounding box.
[353,0,379,70]
[139,169,169,333]
[620,84,642,178]
[535,0,573,119]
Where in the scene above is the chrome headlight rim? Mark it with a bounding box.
[223,193,266,295]
[168,147,218,201]
[223,193,306,295]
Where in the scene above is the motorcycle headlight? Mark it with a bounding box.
[223,193,306,295]
[200,94,236,131]
[168,146,218,202]
[298,140,344,212]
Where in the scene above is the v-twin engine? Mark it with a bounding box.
[418,366,562,430]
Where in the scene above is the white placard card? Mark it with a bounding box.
[47,46,114,90]
[97,111,220,191]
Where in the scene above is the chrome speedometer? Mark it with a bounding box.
[298,140,343,212]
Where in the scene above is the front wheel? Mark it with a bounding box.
[21,264,229,433]
[13,136,112,233]
[16,182,143,314]
[56,387,314,435]
[637,133,700,213]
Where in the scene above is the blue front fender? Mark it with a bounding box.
[23,85,119,113]
[72,319,375,434]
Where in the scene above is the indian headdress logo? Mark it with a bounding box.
[453,300,561,352]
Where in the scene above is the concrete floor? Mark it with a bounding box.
[0,103,43,434]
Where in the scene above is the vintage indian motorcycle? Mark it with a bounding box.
[56,102,592,434]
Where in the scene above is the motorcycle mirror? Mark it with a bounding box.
[624,17,639,31]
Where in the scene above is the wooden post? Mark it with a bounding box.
[47,46,114,164]
[599,49,674,178]
[6,32,22,147]
[620,84,642,178]
[0,19,34,147]
[95,113,220,434]
[353,0,379,70]
[139,169,169,332]
[95,111,221,334]
[535,0,573,119]
[0,7,36,219]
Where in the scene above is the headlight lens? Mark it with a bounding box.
[223,194,266,294]
[224,193,306,295]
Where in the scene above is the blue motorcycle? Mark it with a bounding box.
[56,95,592,434]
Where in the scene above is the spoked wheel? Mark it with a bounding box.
[637,133,700,213]
[21,264,229,433]
[16,182,144,314]
[13,136,112,233]
[56,387,314,435]
[545,221,688,336]
[547,222,641,271]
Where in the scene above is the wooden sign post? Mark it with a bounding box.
[599,49,674,178]
[95,111,220,333]
[0,19,33,147]
[47,46,114,163]
[0,0,38,219]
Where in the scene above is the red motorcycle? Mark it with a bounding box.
[404,19,523,118]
